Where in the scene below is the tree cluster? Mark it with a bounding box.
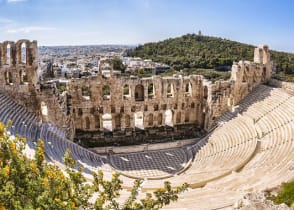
[131,33,294,82]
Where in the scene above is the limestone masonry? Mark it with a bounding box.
[0,40,273,146]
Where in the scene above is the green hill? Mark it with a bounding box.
[131,34,294,82]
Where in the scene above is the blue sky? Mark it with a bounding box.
[1,0,294,52]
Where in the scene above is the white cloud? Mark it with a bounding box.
[7,0,27,3]
[0,18,14,24]
[6,26,56,34]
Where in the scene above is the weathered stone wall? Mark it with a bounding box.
[0,40,273,146]
[0,40,39,113]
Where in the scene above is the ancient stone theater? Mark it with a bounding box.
[0,40,293,209]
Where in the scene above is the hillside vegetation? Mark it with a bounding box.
[131,34,294,82]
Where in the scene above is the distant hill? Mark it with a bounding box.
[131,34,294,82]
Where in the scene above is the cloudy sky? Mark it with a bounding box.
[1,0,294,52]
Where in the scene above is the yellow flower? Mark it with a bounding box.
[36,208,41,210]
[4,166,10,177]
[30,162,37,171]
[43,178,49,187]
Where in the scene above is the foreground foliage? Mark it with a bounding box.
[0,121,188,210]
[131,33,294,82]
[271,181,294,207]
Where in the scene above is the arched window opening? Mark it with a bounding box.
[114,115,121,129]
[148,113,153,126]
[262,67,266,82]
[135,84,144,101]
[102,113,112,131]
[185,83,192,97]
[21,42,26,64]
[165,109,173,127]
[242,75,246,83]
[78,108,83,116]
[95,116,100,129]
[203,86,208,100]
[8,72,13,84]
[82,86,90,96]
[176,112,181,124]
[85,117,90,130]
[4,72,9,85]
[19,70,28,84]
[191,102,195,108]
[125,115,131,128]
[102,85,110,100]
[6,44,11,65]
[185,112,190,123]
[148,83,155,99]
[134,111,144,129]
[40,101,48,116]
[123,84,130,99]
[157,113,163,125]
[167,83,174,98]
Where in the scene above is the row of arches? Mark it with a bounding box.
[81,109,196,131]
[0,40,35,66]
[3,70,28,85]
[80,82,193,101]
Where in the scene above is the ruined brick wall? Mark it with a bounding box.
[0,40,273,145]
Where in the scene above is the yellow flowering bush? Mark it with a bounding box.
[0,121,188,210]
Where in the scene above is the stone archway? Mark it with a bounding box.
[102,113,112,131]
[165,109,173,127]
[135,84,144,101]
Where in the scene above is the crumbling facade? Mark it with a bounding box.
[0,40,272,146]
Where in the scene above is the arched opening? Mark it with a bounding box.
[19,70,28,84]
[148,113,153,126]
[78,108,83,116]
[165,109,173,127]
[102,85,110,100]
[157,113,163,125]
[185,111,190,123]
[85,117,90,129]
[95,116,100,129]
[40,101,49,122]
[82,86,90,96]
[176,112,181,124]
[21,42,26,64]
[123,84,130,99]
[262,67,266,82]
[134,111,144,129]
[4,72,9,85]
[185,82,192,96]
[167,83,174,98]
[191,102,195,108]
[41,101,48,116]
[148,83,155,98]
[125,115,131,128]
[102,113,112,131]
[6,44,11,65]
[203,86,208,100]
[242,75,246,83]
[135,84,144,101]
[8,72,13,84]
[114,115,121,129]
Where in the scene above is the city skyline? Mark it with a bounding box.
[1,0,294,53]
